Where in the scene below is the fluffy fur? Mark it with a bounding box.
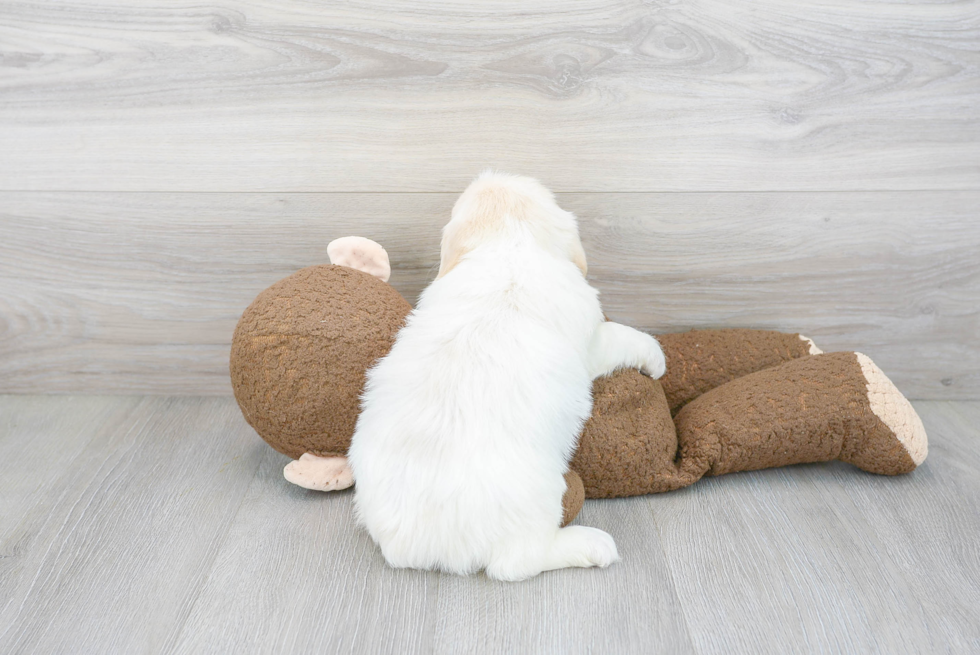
[347,171,666,581]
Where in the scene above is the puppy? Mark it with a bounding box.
[347,171,666,581]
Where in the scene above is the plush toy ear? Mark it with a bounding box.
[327,236,391,282]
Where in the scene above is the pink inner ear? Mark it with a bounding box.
[327,236,391,282]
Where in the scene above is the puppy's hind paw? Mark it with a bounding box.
[577,526,620,568]
[283,454,354,491]
[549,526,620,571]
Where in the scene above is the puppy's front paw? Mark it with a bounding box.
[640,337,667,379]
[283,454,354,491]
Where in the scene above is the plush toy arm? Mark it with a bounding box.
[587,322,666,380]
[657,329,820,415]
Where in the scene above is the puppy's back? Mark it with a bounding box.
[349,240,600,575]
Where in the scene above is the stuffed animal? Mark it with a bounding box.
[230,237,928,525]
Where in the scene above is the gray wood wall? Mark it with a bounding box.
[1,0,977,398]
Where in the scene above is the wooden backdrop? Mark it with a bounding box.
[1,0,977,398]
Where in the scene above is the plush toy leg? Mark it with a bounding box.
[560,471,585,526]
[673,352,927,478]
[845,353,928,473]
[657,329,821,415]
[571,370,701,498]
[283,453,355,491]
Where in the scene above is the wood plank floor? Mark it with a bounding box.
[1,396,977,654]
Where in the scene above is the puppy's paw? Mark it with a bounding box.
[574,526,620,568]
[283,454,354,491]
[554,525,620,570]
[639,336,667,379]
[487,526,621,580]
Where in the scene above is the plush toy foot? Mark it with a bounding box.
[841,353,928,474]
[673,351,928,478]
[283,453,354,491]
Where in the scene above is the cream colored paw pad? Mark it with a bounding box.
[856,353,928,465]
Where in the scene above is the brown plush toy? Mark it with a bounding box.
[230,237,928,525]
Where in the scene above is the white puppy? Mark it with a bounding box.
[347,171,666,581]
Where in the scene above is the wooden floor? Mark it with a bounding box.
[1,395,977,654]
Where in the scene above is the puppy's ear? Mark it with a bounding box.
[437,221,468,278]
[570,238,588,276]
[438,186,512,277]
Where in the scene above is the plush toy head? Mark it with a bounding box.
[230,242,410,460]
[229,238,682,500]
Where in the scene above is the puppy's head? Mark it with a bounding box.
[438,171,588,278]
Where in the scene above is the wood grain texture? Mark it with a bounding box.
[430,497,695,655]
[1,396,977,653]
[170,449,441,655]
[833,401,980,654]
[1,191,977,398]
[0,396,266,653]
[647,400,980,655]
[0,396,142,624]
[651,468,932,653]
[173,456,695,654]
[0,0,978,192]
